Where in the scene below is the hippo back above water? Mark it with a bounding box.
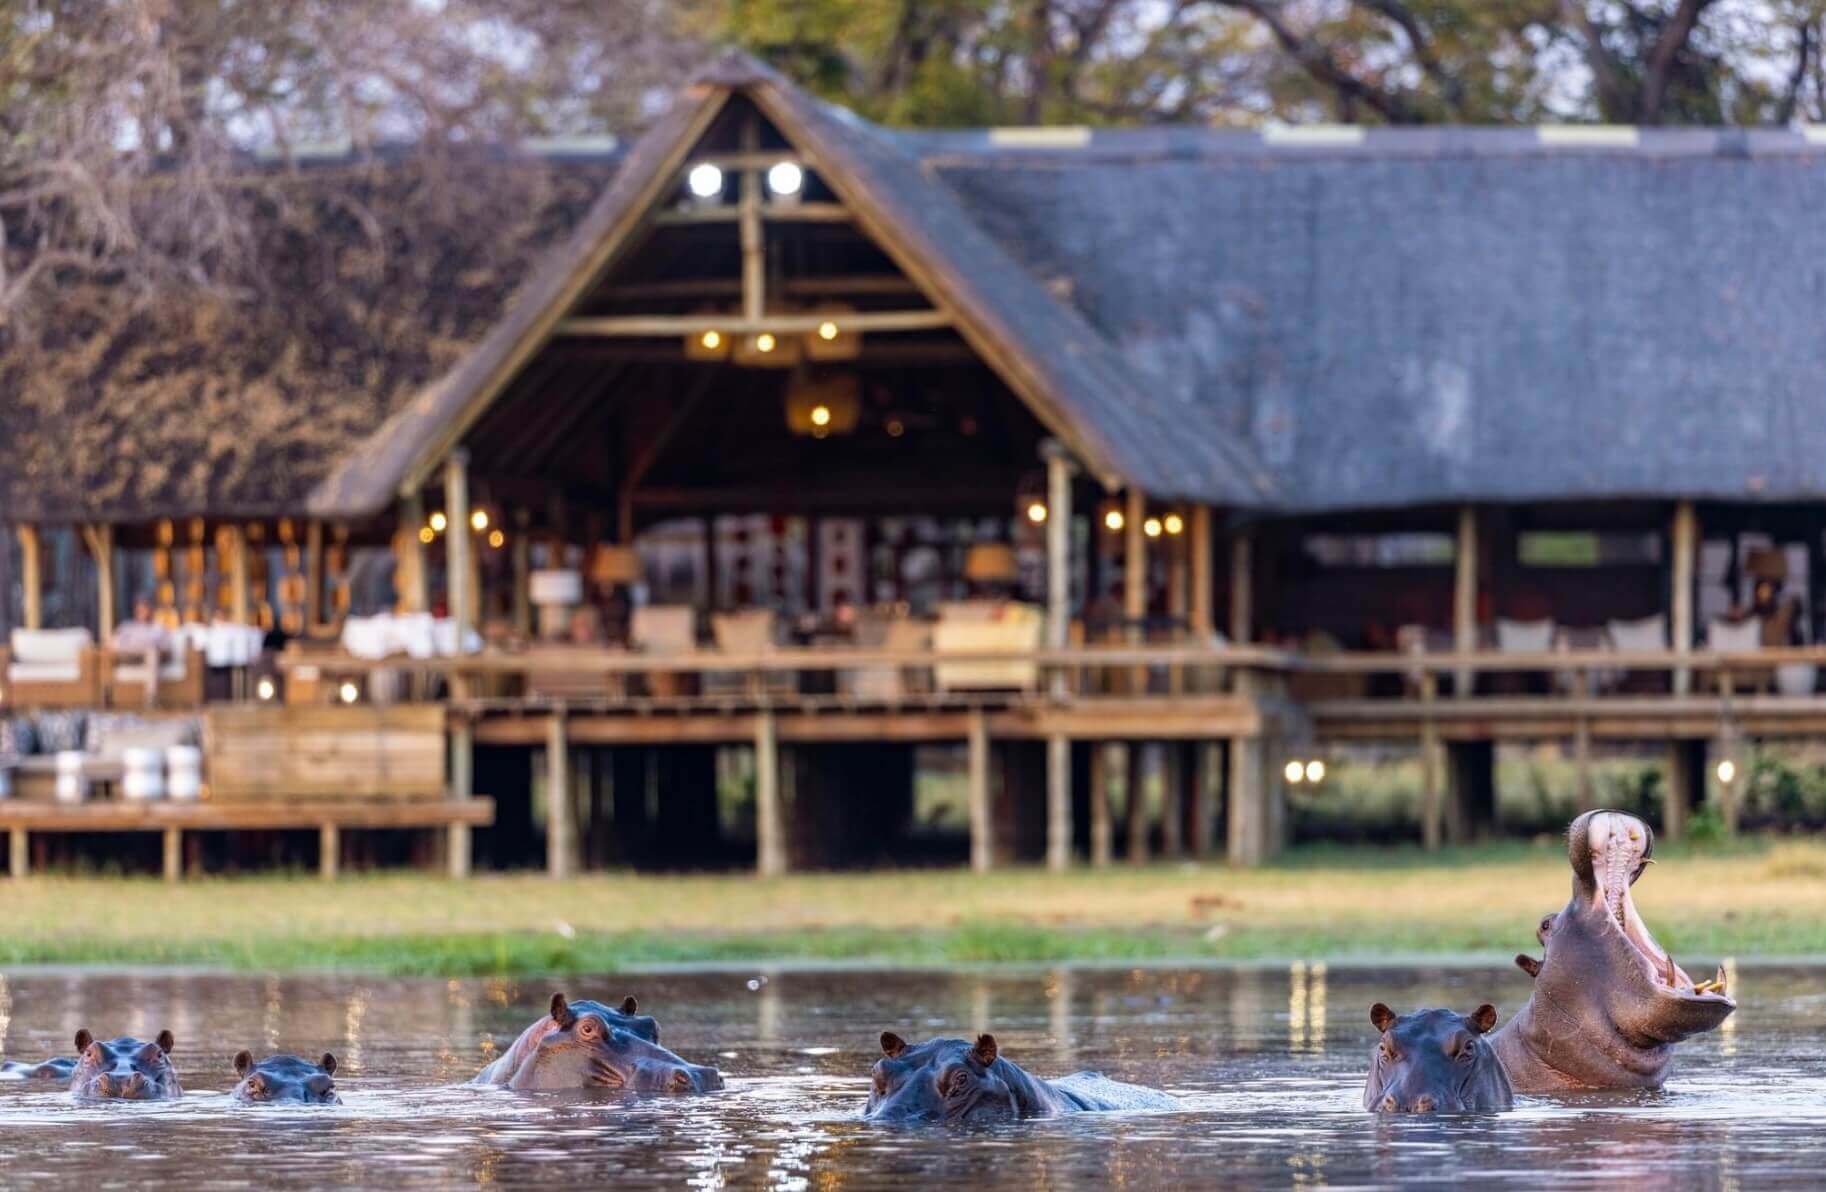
[68,1029,182,1101]
[473,993,661,1086]
[478,994,722,1094]
[233,1051,340,1104]
[865,1032,1179,1124]
[0,1056,77,1083]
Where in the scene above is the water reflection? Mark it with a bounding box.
[0,965,1817,1188]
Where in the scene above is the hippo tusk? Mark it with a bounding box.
[1663,951,1678,989]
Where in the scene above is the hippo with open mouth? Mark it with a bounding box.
[232,1051,340,1105]
[478,994,723,1093]
[68,1029,182,1101]
[1491,808,1735,1091]
[0,1055,77,1083]
[864,1032,1179,1123]
[1363,1003,1514,1113]
[472,992,660,1086]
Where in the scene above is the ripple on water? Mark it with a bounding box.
[0,965,1821,1187]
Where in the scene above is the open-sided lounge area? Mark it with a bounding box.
[11,57,1826,877]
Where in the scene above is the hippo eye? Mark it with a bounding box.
[577,1018,601,1041]
[939,1067,971,1098]
[1454,1038,1477,1063]
[85,1044,104,1063]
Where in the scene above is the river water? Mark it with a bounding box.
[0,963,1819,1188]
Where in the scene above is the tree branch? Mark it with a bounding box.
[1221,0,1424,123]
[1353,0,1464,115]
[1640,0,1716,123]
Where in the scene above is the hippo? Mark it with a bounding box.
[1362,1003,1513,1113]
[472,993,660,1086]
[864,1032,1179,1124]
[67,1029,182,1101]
[478,993,723,1093]
[0,1056,77,1083]
[232,1051,340,1105]
[1491,809,1735,1092]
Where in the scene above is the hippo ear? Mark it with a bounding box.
[234,1050,253,1076]
[1370,1003,1397,1033]
[1469,1005,1498,1034]
[320,1053,337,1076]
[880,1031,907,1058]
[550,993,575,1029]
[620,996,639,1016]
[971,1034,998,1066]
[156,1029,175,1055]
[74,1029,93,1053]
[1515,953,1542,979]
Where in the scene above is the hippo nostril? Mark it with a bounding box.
[1379,1093,1397,1112]
[1411,1095,1435,1113]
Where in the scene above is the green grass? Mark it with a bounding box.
[4,837,1824,975]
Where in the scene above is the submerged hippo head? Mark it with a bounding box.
[1363,1004,1512,1113]
[506,993,723,1093]
[232,1051,340,1105]
[68,1029,182,1101]
[1494,809,1734,1091]
[866,1032,1032,1124]
[471,992,662,1086]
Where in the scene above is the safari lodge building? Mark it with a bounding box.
[6,56,1826,879]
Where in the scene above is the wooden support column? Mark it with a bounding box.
[1572,706,1594,811]
[1046,732,1071,871]
[399,495,429,614]
[967,708,993,873]
[162,828,182,883]
[755,709,786,876]
[18,525,42,630]
[1453,505,1478,696]
[547,710,575,879]
[1665,739,1700,841]
[1043,443,1074,659]
[9,827,26,879]
[444,451,473,641]
[1227,668,1264,864]
[1125,743,1150,864]
[1419,672,1443,850]
[447,714,474,879]
[305,519,325,632]
[81,524,117,640]
[226,525,249,625]
[1671,500,1697,696]
[1125,489,1147,700]
[739,116,765,323]
[1229,530,1252,643]
[512,510,532,636]
[1159,745,1184,859]
[319,824,340,881]
[1191,742,1219,857]
[1191,506,1214,638]
[1089,745,1113,867]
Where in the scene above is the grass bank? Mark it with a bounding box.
[3,838,1823,975]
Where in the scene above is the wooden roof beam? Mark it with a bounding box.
[559,310,950,338]
[653,201,850,226]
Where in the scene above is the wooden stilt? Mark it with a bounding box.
[547,710,574,878]
[9,828,26,879]
[1125,743,1150,863]
[1191,742,1218,857]
[162,827,181,882]
[1665,739,1697,840]
[1227,734,1264,865]
[1453,505,1478,696]
[1089,744,1112,867]
[1046,732,1071,871]
[447,716,474,879]
[1159,745,1184,859]
[1420,672,1443,850]
[968,708,992,873]
[318,823,340,881]
[755,709,786,876]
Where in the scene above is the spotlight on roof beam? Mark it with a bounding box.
[767,161,804,200]
[686,162,724,201]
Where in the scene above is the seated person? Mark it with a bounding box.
[112,598,172,706]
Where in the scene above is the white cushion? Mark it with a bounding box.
[7,662,81,683]
[1607,615,1667,652]
[633,606,696,653]
[1708,617,1762,653]
[10,628,91,666]
[1495,618,1555,653]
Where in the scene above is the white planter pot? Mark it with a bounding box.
[166,745,203,802]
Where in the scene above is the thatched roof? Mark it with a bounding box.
[910,124,1826,512]
[16,58,1826,525]
[0,146,618,523]
[309,53,1274,516]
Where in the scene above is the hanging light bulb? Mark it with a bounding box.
[766,161,804,197]
[417,526,435,545]
[1026,502,1048,525]
[686,162,723,199]
[487,529,506,549]
[1164,513,1185,535]
[255,676,277,701]
[817,320,839,341]
[810,404,832,428]
[1104,509,1125,532]
[1284,760,1306,784]
[429,511,447,533]
[470,509,489,532]
[338,681,360,705]
[701,329,722,350]
[1144,517,1163,539]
